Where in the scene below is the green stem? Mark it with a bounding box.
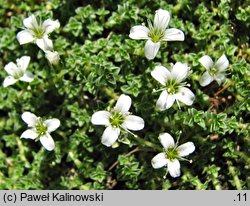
[227,161,242,190]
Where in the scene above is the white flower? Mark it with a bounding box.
[129,9,184,60]
[151,62,195,110]
[199,54,229,87]
[2,56,34,87]
[17,14,60,52]
[91,94,145,147]
[151,133,195,178]
[45,50,60,65]
[21,112,60,151]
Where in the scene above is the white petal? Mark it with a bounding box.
[214,73,226,85]
[17,30,35,45]
[168,160,181,178]
[114,94,132,113]
[21,112,38,127]
[129,25,150,40]
[171,62,189,82]
[43,19,60,34]
[23,15,38,29]
[177,142,195,157]
[19,71,34,82]
[199,71,214,87]
[199,55,214,70]
[122,115,144,131]
[16,56,30,72]
[20,129,37,140]
[35,36,53,52]
[163,28,185,41]
[2,76,17,87]
[158,133,175,149]
[101,126,120,147]
[4,62,18,76]
[214,54,229,72]
[151,152,168,169]
[144,39,160,60]
[156,90,168,110]
[40,133,55,151]
[176,87,195,106]
[44,118,60,133]
[151,65,171,86]
[154,9,170,30]
[91,111,111,126]
[156,90,175,110]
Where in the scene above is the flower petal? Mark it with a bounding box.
[122,115,144,131]
[154,9,170,30]
[19,71,34,82]
[114,94,131,113]
[168,160,181,178]
[21,112,38,127]
[171,62,189,82]
[2,76,17,87]
[199,71,214,87]
[40,133,55,151]
[129,25,149,40]
[23,15,38,29]
[151,65,171,86]
[163,28,185,41]
[214,54,229,72]
[16,30,35,45]
[156,90,175,110]
[156,90,167,110]
[214,73,226,85]
[199,55,214,70]
[91,111,111,126]
[176,87,195,106]
[101,126,120,147]
[44,118,60,133]
[16,56,30,72]
[151,152,168,169]
[35,36,53,52]
[20,129,37,140]
[42,19,60,34]
[177,142,195,157]
[4,62,18,76]
[158,133,175,149]
[144,39,160,60]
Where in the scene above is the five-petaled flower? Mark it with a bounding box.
[91,94,145,147]
[17,14,60,52]
[129,9,184,60]
[151,62,195,110]
[199,54,229,87]
[21,112,60,151]
[151,133,195,178]
[2,56,34,87]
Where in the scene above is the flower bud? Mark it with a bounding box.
[45,51,60,65]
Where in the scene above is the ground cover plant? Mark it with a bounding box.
[0,0,249,189]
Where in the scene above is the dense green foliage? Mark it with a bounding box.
[0,0,249,189]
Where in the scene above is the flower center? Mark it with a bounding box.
[35,118,47,136]
[13,70,24,79]
[109,111,125,128]
[165,147,179,161]
[209,67,219,76]
[147,20,165,43]
[165,80,180,94]
[32,26,45,38]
